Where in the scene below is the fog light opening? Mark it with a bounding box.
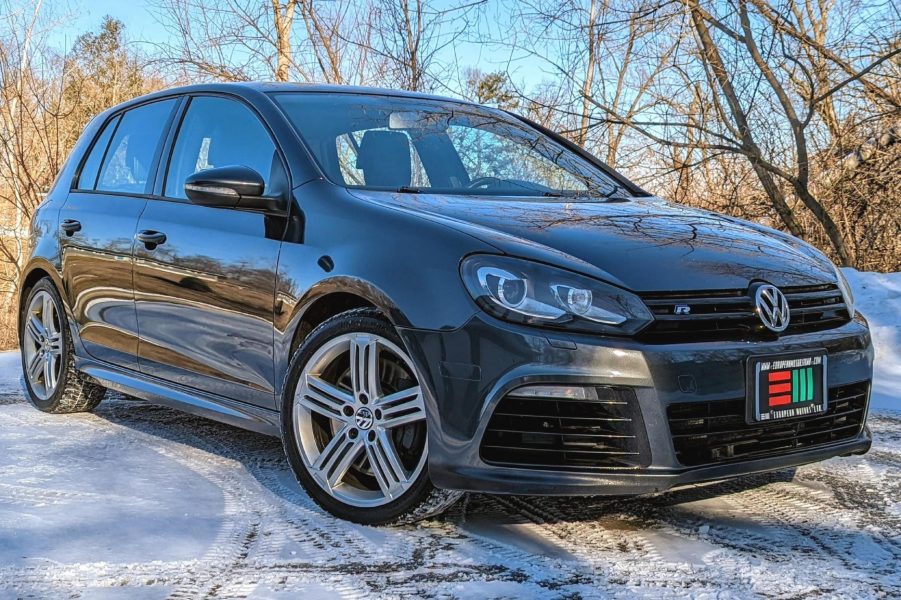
[509,385,599,400]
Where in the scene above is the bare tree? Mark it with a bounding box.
[296,0,383,85]
[559,0,899,266]
[153,0,389,85]
[506,0,679,169]
[360,0,485,91]
[272,0,298,81]
[0,0,49,298]
[151,0,306,81]
[0,5,159,348]
[682,0,898,264]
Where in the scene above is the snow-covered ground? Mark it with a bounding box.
[0,271,898,599]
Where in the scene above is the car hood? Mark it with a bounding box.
[349,190,836,292]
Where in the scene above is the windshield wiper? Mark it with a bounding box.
[395,186,424,194]
[600,182,630,200]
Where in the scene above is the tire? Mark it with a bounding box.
[281,308,462,525]
[19,278,106,413]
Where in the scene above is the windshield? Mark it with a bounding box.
[272,92,632,199]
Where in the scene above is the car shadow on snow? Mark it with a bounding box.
[92,396,795,514]
[94,392,794,516]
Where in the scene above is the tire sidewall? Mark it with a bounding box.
[19,279,71,412]
[280,310,434,525]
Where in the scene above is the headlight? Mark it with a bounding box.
[460,255,653,334]
[833,264,855,318]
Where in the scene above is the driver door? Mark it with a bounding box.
[133,95,286,408]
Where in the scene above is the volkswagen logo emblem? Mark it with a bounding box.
[753,283,790,333]
[355,407,374,430]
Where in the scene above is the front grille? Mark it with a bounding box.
[480,387,650,471]
[639,283,850,343]
[667,381,868,467]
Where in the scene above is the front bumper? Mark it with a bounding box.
[399,313,874,495]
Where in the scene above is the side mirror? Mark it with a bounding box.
[184,165,285,213]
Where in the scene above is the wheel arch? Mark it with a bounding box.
[18,261,66,317]
[288,292,375,356]
[18,261,79,356]
[276,276,415,400]
[285,276,414,353]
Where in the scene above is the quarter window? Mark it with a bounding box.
[95,99,177,194]
[164,96,279,199]
[76,115,120,190]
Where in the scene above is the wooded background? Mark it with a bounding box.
[1,0,898,348]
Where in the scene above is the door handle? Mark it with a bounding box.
[136,230,167,248]
[60,219,81,235]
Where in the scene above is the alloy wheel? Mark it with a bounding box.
[22,290,64,401]
[293,333,428,508]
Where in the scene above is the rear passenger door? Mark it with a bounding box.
[133,95,286,409]
[60,98,179,371]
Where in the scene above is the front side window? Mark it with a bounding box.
[273,92,630,199]
[164,96,279,199]
[96,99,177,194]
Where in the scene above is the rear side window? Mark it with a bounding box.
[164,96,279,199]
[76,115,120,190]
[95,99,177,194]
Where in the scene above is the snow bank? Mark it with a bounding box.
[843,268,901,411]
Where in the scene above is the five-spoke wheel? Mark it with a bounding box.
[22,290,64,400]
[282,309,461,524]
[294,332,428,507]
[19,278,105,413]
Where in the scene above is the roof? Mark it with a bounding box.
[244,82,475,105]
[111,81,477,114]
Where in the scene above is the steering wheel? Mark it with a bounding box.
[466,176,504,190]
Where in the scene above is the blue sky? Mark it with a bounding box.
[44,0,548,89]
[48,0,169,49]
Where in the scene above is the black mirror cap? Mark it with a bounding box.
[184,165,285,213]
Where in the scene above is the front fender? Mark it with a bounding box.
[271,181,494,402]
[273,274,430,403]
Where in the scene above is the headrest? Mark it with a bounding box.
[206,127,232,168]
[355,130,412,188]
[124,133,148,181]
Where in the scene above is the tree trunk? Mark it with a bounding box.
[578,0,598,147]
[687,3,806,239]
[272,0,297,82]
[792,181,852,265]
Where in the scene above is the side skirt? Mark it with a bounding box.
[76,357,282,437]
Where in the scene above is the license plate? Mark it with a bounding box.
[748,351,828,422]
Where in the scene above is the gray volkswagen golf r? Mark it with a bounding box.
[19,83,872,524]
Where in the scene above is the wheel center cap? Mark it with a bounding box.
[355,407,374,430]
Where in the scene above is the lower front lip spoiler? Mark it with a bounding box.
[430,429,872,496]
